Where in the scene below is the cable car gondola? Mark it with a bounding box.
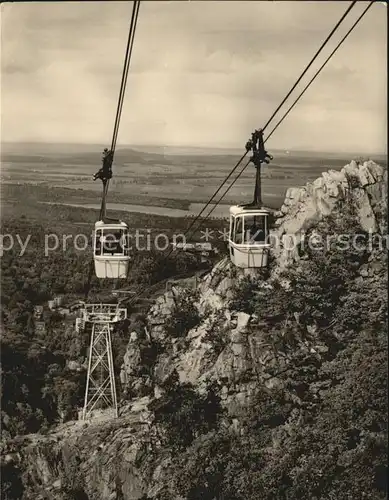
[229,205,270,268]
[228,129,272,269]
[92,147,131,279]
[93,220,130,279]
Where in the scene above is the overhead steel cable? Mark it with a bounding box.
[103,0,141,213]
[261,0,357,133]
[111,0,141,154]
[264,1,374,143]
[198,0,374,223]
[180,150,250,239]
[183,157,250,241]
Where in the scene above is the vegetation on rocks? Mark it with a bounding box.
[156,198,387,500]
[150,371,223,451]
[165,289,201,338]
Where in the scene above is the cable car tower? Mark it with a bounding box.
[228,129,273,268]
[82,303,127,420]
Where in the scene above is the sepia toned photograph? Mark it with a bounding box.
[0,1,387,499]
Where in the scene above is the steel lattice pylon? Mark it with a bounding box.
[82,304,127,420]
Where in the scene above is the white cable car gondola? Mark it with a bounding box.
[93,220,130,279]
[228,205,270,268]
[228,128,272,269]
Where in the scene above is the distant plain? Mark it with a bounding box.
[1,142,387,223]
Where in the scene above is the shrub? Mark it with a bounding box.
[150,372,223,451]
[203,321,228,359]
[229,275,261,314]
[165,289,201,338]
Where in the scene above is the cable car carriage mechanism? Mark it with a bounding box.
[92,148,130,279]
[228,129,273,269]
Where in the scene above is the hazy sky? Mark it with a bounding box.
[1,1,387,153]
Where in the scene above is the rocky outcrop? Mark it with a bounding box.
[1,409,161,500]
[272,160,387,269]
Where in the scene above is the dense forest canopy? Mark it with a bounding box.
[0,214,211,439]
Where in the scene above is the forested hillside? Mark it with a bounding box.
[1,161,387,499]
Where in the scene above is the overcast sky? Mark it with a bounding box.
[1,1,387,153]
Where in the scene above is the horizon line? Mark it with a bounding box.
[1,140,386,157]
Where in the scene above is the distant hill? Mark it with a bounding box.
[2,141,385,160]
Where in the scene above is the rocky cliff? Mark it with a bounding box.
[272,159,387,269]
[1,160,387,500]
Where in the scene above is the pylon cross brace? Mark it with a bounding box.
[81,304,127,420]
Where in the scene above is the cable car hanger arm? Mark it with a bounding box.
[243,128,273,208]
